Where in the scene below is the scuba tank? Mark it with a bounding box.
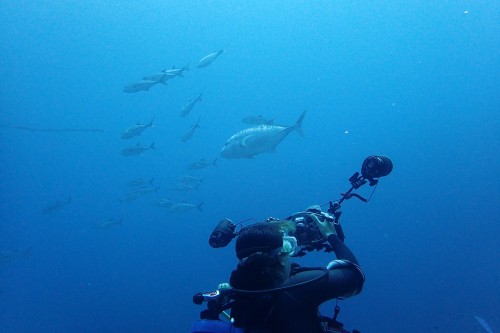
[191,319,244,333]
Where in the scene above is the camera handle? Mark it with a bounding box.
[326,202,345,242]
[326,172,375,242]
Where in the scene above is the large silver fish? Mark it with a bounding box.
[181,118,200,142]
[221,110,306,159]
[181,93,203,117]
[197,49,224,68]
[121,142,155,156]
[123,80,160,93]
[121,117,154,139]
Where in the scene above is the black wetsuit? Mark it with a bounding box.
[230,234,364,333]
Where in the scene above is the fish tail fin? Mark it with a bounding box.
[213,158,218,167]
[197,202,204,213]
[149,116,155,127]
[178,64,190,76]
[149,178,154,185]
[294,110,307,138]
[159,76,169,85]
[150,142,156,150]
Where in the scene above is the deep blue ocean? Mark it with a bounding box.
[1,1,498,332]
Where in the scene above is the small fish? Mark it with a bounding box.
[121,117,155,139]
[242,115,275,126]
[142,72,176,84]
[155,198,175,208]
[163,64,189,77]
[128,186,160,196]
[121,142,155,156]
[158,201,203,213]
[181,118,200,142]
[181,93,203,117]
[187,158,217,170]
[197,49,224,68]
[221,110,306,159]
[172,182,200,192]
[42,196,71,215]
[127,178,154,187]
[475,315,495,333]
[0,247,32,263]
[123,80,160,93]
[93,218,122,230]
[119,192,141,203]
[179,175,205,184]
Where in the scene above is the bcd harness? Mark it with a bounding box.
[193,260,364,333]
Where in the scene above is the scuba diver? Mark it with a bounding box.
[227,206,364,332]
[194,155,393,333]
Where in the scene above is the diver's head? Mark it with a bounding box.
[235,223,283,260]
[231,223,296,290]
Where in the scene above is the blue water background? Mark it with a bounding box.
[1,1,498,332]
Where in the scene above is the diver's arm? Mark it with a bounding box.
[325,233,364,298]
[327,234,359,265]
[311,214,359,265]
[286,256,364,303]
[283,214,364,304]
[310,214,364,299]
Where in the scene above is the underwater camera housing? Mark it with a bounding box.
[285,210,337,256]
[208,155,393,255]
